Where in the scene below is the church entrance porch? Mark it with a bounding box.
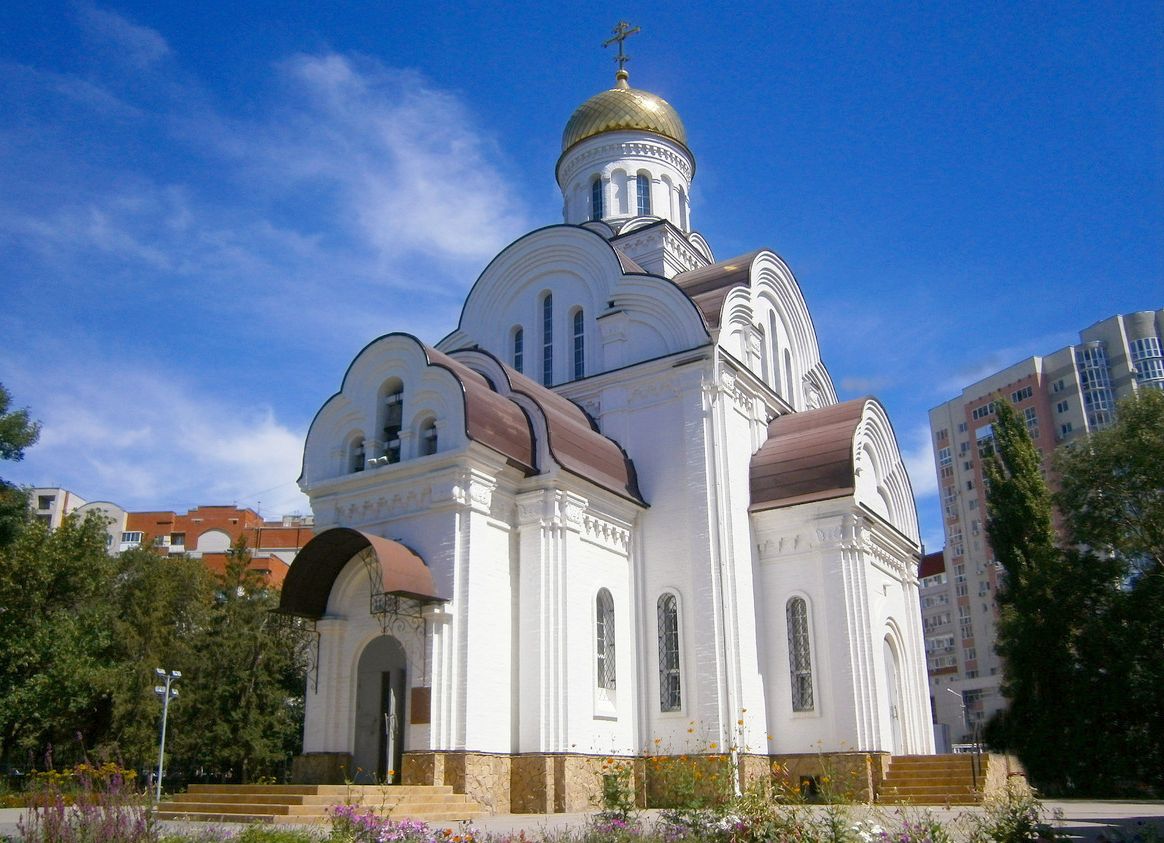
[354,635,407,783]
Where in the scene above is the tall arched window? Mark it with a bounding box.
[596,589,616,690]
[591,177,604,221]
[383,383,404,463]
[572,309,585,380]
[513,327,524,374]
[350,437,365,473]
[658,593,681,711]
[542,294,553,386]
[418,417,437,457]
[636,173,651,216]
[787,597,814,711]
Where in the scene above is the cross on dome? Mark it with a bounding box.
[603,21,640,77]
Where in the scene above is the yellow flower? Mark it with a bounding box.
[709,742,718,749]
[737,719,744,726]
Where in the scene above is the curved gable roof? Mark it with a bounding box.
[673,250,764,330]
[299,333,535,485]
[438,224,708,359]
[277,528,445,619]
[449,348,646,505]
[423,345,535,473]
[750,398,867,511]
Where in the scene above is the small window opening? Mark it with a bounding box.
[636,173,651,216]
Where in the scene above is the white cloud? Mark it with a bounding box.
[4,356,309,518]
[901,423,938,501]
[255,53,530,263]
[935,330,1078,397]
[839,375,889,395]
[75,3,171,69]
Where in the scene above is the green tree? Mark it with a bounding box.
[173,538,306,782]
[100,544,214,770]
[0,383,41,547]
[1055,388,1164,573]
[985,391,1164,796]
[1053,389,1164,794]
[983,397,1081,791]
[0,513,117,766]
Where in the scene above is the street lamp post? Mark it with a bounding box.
[154,668,181,802]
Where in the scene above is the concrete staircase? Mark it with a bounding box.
[877,754,986,806]
[155,784,488,824]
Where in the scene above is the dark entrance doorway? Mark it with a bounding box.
[353,635,406,783]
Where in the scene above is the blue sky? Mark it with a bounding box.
[2,1,1161,550]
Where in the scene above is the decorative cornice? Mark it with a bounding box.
[558,137,694,185]
[580,511,631,555]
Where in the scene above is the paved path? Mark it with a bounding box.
[2,801,1162,841]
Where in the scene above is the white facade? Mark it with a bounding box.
[284,68,932,798]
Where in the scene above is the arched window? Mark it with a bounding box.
[636,173,651,216]
[596,588,616,690]
[658,593,681,711]
[513,327,524,374]
[769,312,782,392]
[350,437,365,473]
[787,597,814,711]
[572,309,585,380]
[418,417,437,457]
[542,294,553,387]
[591,177,604,221]
[756,323,770,386]
[383,383,404,463]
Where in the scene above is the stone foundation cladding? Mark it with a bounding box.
[292,752,354,785]
[397,750,890,813]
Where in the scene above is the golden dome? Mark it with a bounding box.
[561,69,688,153]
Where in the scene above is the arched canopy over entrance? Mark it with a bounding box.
[277,527,446,620]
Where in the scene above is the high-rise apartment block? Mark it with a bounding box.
[924,310,1163,748]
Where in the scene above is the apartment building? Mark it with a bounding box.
[26,491,313,586]
[925,309,1163,745]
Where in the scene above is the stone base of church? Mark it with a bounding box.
[291,752,355,784]
[401,750,890,813]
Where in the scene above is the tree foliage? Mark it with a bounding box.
[984,390,1164,796]
[0,523,307,781]
[171,539,306,783]
[0,383,41,547]
[0,513,116,764]
[100,545,215,770]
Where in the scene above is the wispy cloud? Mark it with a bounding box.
[900,423,937,501]
[0,19,537,514]
[74,2,171,69]
[5,352,309,516]
[237,53,530,264]
[936,330,1078,396]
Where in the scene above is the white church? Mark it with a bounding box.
[279,50,934,812]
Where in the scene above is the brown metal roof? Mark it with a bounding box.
[750,398,867,512]
[918,550,946,579]
[425,347,536,473]
[611,246,646,275]
[277,528,446,619]
[673,250,764,329]
[501,365,645,505]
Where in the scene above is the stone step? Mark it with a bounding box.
[878,795,982,806]
[876,754,986,806]
[156,808,489,824]
[185,784,456,797]
[156,783,488,824]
